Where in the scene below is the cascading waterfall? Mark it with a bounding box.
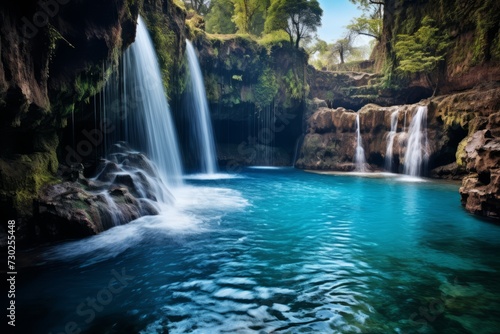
[185,40,218,174]
[385,110,399,171]
[103,16,183,188]
[403,105,429,176]
[99,191,123,226]
[354,113,367,172]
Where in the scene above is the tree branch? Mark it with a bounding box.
[356,31,381,40]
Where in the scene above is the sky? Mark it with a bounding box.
[316,0,370,46]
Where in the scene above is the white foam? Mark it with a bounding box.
[213,288,255,300]
[248,166,289,170]
[183,173,243,180]
[396,175,428,183]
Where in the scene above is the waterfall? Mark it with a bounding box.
[385,110,399,171]
[354,113,367,172]
[403,106,429,176]
[185,40,218,174]
[99,191,123,226]
[103,16,183,188]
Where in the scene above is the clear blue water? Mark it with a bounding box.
[17,169,500,333]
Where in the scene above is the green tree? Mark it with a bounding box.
[347,15,382,41]
[265,0,323,48]
[206,0,237,34]
[232,0,269,35]
[349,0,384,6]
[332,32,356,64]
[308,39,335,70]
[183,0,211,15]
[394,16,450,95]
[347,0,383,45]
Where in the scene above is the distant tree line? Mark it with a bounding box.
[186,0,450,83]
[183,0,323,49]
[308,0,382,69]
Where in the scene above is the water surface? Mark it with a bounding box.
[18,168,500,333]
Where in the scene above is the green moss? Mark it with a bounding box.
[492,30,500,60]
[471,0,500,64]
[283,69,306,100]
[258,30,289,50]
[204,73,221,102]
[146,13,177,95]
[2,151,60,217]
[254,67,278,109]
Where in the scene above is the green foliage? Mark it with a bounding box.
[206,0,237,34]
[394,16,450,93]
[265,0,322,48]
[332,32,357,65]
[283,69,306,101]
[258,30,290,48]
[232,0,269,35]
[348,0,383,39]
[347,15,382,41]
[204,73,221,102]
[309,32,369,70]
[254,67,278,109]
[182,0,209,15]
[471,0,500,63]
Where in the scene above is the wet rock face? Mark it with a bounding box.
[295,103,421,172]
[34,145,167,241]
[459,131,500,220]
[0,0,139,227]
[307,67,432,110]
[296,85,500,220]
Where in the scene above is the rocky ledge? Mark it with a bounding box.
[459,130,500,220]
[296,85,500,220]
[33,144,168,241]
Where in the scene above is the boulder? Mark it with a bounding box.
[33,148,171,241]
[459,132,500,220]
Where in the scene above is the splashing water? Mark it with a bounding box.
[103,16,183,188]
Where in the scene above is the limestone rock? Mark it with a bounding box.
[34,149,167,241]
[459,132,500,220]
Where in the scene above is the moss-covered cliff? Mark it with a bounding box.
[141,0,187,99]
[180,34,309,168]
[0,0,191,241]
[380,0,500,92]
[0,0,140,235]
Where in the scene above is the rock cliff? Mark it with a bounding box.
[0,0,189,243]
[0,0,140,240]
[184,35,307,169]
[296,84,500,219]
